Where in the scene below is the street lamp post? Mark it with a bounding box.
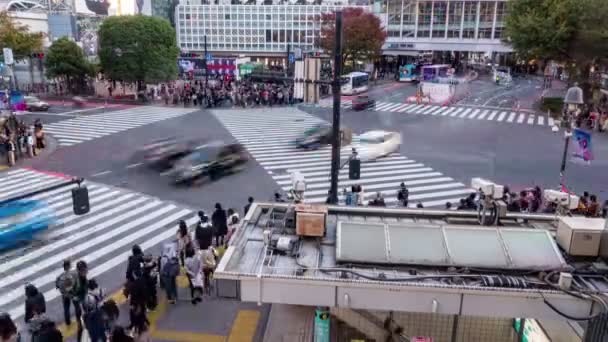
[328,11,343,204]
[559,83,584,187]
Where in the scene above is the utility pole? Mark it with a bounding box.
[204,35,208,87]
[286,43,291,77]
[329,11,343,204]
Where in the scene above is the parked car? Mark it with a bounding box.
[24,96,49,112]
[168,141,249,184]
[0,200,56,250]
[351,95,375,111]
[138,137,200,170]
[295,124,353,149]
[355,130,401,162]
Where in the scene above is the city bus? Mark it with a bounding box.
[341,72,369,95]
[421,64,450,82]
[398,64,418,82]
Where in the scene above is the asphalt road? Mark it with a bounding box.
[305,102,608,201]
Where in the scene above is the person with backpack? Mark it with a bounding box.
[195,211,213,251]
[55,259,77,326]
[225,209,240,246]
[397,183,409,207]
[201,245,217,296]
[159,243,180,304]
[83,279,105,342]
[184,247,203,305]
[212,203,228,247]
[72,260,89,342]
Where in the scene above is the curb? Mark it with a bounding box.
[0,134,59,171]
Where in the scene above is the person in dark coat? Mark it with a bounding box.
[212,203,227,246]
[243,197,254,216]
[195,211,213,250]
[24,284,46,323]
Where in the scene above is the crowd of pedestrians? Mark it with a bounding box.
[154,77,297,109]
[0,201,247,342]
[0,115,45,166]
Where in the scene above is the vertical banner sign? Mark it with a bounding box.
[571,128,594,164]
[314,308,330,342]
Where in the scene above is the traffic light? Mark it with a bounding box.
[348,159,360,180]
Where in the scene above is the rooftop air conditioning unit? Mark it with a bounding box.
[557,217,605,257]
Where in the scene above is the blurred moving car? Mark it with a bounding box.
[168,141,249,184]
[356,130,401,162]
[0,200,56,250]
[295,124,353,149]
[24,96,50,112]
[138,137,199,170]
[351,95,375,111]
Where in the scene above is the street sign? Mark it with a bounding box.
[2,48,14,65]
[205,53,213,61]
[288,53,295,63]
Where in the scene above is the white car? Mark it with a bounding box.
[355,130,401,161]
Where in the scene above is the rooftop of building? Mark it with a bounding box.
[216,202,608,320]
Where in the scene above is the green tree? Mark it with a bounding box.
[98,15,179,90]
[45,37,94,94]
[0,11,43,60]
[318,8,387,71]
[504,0,608,85]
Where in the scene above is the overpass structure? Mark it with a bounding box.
[216,202,608,341]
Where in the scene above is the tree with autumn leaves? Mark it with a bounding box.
[317,8,386,71]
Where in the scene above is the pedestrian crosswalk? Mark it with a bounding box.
[213,108,474,207]
[0,168,199,321]
[42,106,199,147]
[319,100,550,127]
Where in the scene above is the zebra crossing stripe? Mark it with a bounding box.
[468,109,481,119]
[213,107,472,209]
[497,112,507,122]
[538,116,545,126]
[398,104,418,112]
[375,102,395,111]
[527,115,535,125]
[0,168,201,319]
[449,107,465,117]
[384,103,405,111]
[517,113,526,123]
[507,112,517,122]
[548,117,555,126]
[44,106,198,146]
[459,108,473,118]
[487,111,498,120]
[426,106,444,115]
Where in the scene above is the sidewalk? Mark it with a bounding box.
[0,134,58,171]
[60,272,269,342]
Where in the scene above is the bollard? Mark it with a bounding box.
[27,134,34,157]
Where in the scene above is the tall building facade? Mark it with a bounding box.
[175,3,352,57]
[175,0,512,60]
[381,0,510,57]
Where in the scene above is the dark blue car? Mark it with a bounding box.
[295,124,333,149]
[0,200,56,250]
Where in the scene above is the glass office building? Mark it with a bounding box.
[382,0,510,58]
[175,4,351,56]
[175,0,511,58]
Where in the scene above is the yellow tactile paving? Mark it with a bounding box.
[152,329,226,342]
[227,310,261,342]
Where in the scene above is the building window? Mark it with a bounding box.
[462,1,477,39]
[447,1,463,38]
[432,1,447,38]
[417,1,432,38]
[388,30,400,37]
[478,1,493,39]
[494,1,506,39]
[402,0,416,37]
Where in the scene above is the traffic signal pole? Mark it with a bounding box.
[329,11,343,204]
[204,35,208,87]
